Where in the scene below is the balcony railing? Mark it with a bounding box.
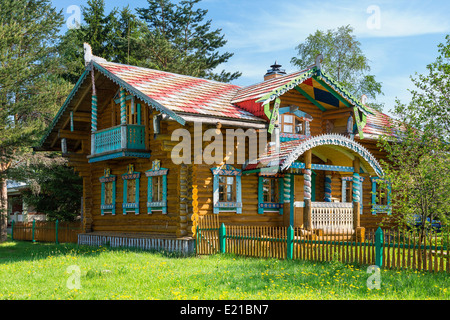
[88,124,149,163]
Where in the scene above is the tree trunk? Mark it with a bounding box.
[0,177,7,242]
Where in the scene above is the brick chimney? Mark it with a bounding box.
[264,61,286,81]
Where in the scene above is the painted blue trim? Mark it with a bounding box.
[88,150,151,163]
[371,178,392,215]
[289,174,295,227]
[146,164,168,214]
[122,170,140,215]
[212,165,242,214]
[100,172,116,216]
[258,176,284,215]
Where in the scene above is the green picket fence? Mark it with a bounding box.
[197,221,450,273]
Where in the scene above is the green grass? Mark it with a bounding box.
[0,239,448,300]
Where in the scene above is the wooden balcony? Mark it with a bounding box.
[87,124,150,163]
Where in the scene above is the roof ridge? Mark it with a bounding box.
[97,60,242,88]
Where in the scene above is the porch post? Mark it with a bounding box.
[120,88,127,125]
[352,158,361,229]
[304,149,312,230]
[91,68,98,132]
[353,158,364,242]
[283,173,292,227]
[324,160,332,202]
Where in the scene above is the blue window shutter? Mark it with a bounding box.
[311,172,316,202]
[342,180,347,202]
[371,180,377,215]
[135,176,140,215]
[213,174,219,214]
[162,175,168,214]
[258,176,264,214]
[112,180,116,216]
[137,103,141,125]
[147,176,153,214]
[101,183,105,216]
[123,179,128,215]
[236,174,242,214]
[278,177,284,216]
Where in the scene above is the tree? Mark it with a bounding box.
[60,0,240,83]
[136,0,241,82]
[291,25,383,109]
[378,36,450,236]
[7,153,83,222]
[59,0,120,83]
[0,0,67,242]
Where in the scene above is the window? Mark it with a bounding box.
[211,164,242,214]
[341,176,364,214]
[345,181,353,203]
[258,175,284,214]
[219,176,236,202]
[281,114,306,135]
[100,168,116,215]
[122,164,140,215]
[263,178,279,203]
[146,160,168,214]
[371,177,391,215]
[114,90,141,125]
[152,175,163,202]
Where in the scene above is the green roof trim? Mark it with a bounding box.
[294,85,327,112]
[315,70,374,116]
[256,67,318,105]
[38,61,186,149]
[38,67,91,148]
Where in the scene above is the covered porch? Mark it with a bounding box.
[246,134,384,240]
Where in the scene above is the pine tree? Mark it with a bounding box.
[0,0,66,242]
[136,0,241,82]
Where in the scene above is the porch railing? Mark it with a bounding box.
[311,202,353,232]
[92,124,146,155]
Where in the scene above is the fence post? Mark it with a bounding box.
[11,220,15,241]
[287,226,294,260]
[375,227,383,267]
[32,219,36,243]
[219,223,226,254]
[55,220,59,245]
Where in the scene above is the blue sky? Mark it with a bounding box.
[53,0,450,115]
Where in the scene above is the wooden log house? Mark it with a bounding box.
[37,46,395,254]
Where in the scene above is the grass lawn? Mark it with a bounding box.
[0,238,448,300]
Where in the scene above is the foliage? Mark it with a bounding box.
[0,0,69,241]
[7,153,82,222]
[59,0,240,83]
[378,35,450,231]
[291,25,383,110]
[0,241,448,300]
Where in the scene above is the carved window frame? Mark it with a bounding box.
[211,164,242,214]
[146,160,168,214]
[122,164,140,215]
[100,168,116,216]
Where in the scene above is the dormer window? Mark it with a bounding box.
[279,112,311,141]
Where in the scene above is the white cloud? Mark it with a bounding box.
[219,0,450,55]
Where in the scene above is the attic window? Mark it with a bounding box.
[280,114,308,135]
